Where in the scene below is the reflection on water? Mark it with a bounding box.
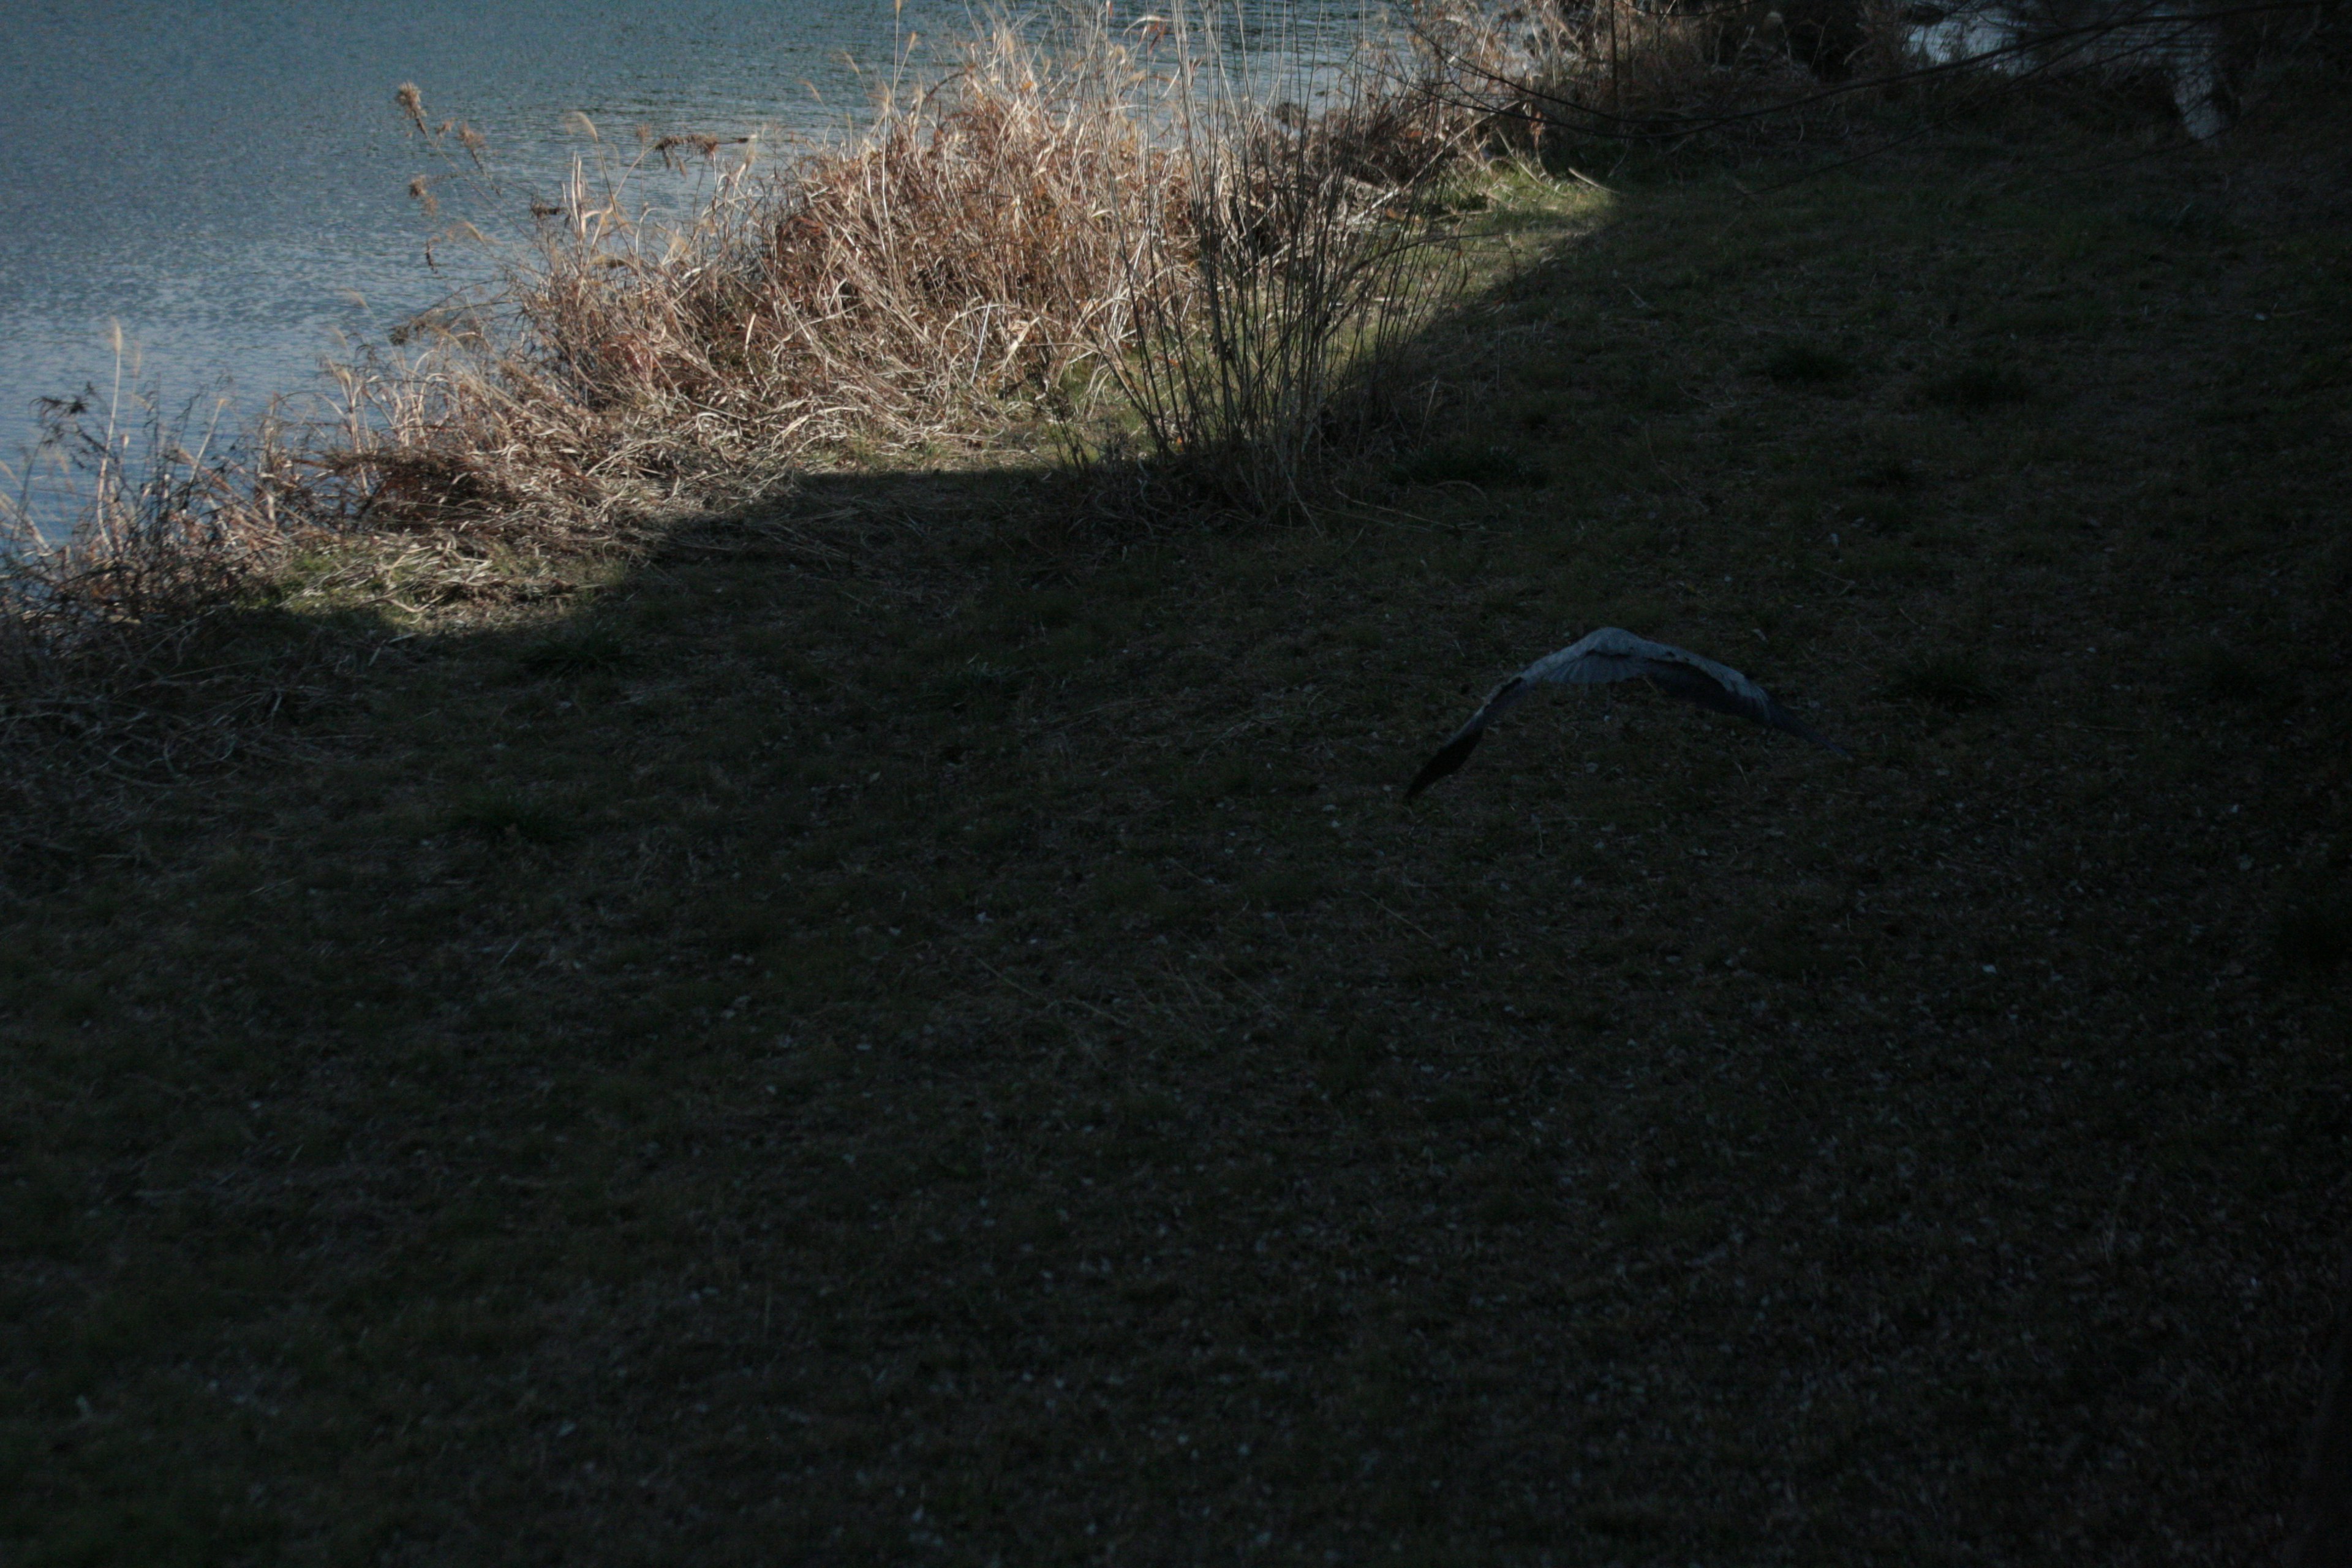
[0,0,1385,467]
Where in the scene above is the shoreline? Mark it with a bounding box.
[0,0,1399,476]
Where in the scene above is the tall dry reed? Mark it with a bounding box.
[1,345,296,677]
[330,23,1155,538]
[327,5,1472,537]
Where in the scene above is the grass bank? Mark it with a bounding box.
[1,4,1471,835]
[6,20,2352,1568]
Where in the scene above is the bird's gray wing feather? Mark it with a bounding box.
[1636,660,1846,753]
[1525,629,1759,698]
[1539,630,1849,756]
[1406,627,1847,796]
[1635,659,1771,720]
[1520,627,1654,687]
[1409,633,1638,796]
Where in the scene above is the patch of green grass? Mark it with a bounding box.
[1240,865,1327,911]
[1849,539,1953,586]
[2186,641,2285,706]
[2127,199,2244,244]
[2273,880,2352,976]
[1509,390,1578,435]
[1986,300,2110,339]
[1856,456,1921,491]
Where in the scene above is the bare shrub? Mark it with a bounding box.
[1091,50,1471,519]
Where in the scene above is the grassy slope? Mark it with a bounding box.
[6,70,2352,1567]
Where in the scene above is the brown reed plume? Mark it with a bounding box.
[325,23,1161,540]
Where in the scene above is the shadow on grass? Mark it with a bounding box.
[9,77,2352,1565]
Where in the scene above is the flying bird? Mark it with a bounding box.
[1407,627,1847,797]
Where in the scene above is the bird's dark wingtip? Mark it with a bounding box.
[1406,730,1482,799]
[1765,701,1850,758]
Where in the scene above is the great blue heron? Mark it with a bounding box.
[1407,627,1848,797]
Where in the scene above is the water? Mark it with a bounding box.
[0,0,1385,483]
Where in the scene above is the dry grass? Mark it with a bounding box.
[1094,25,1476,518]
[336,28,1150,537]
[327,8,1475,538]
[1,346,290,663]
[0,4,1478,848]
[0,363,323,854]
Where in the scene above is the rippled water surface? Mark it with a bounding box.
[0,0,1378,466]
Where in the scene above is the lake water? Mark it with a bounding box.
[0,0,1385,482]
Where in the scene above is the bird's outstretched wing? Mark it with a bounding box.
[1405,627,1847,797]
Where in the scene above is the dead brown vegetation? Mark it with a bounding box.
[0,6,1478,820]
[0,375,319,829]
